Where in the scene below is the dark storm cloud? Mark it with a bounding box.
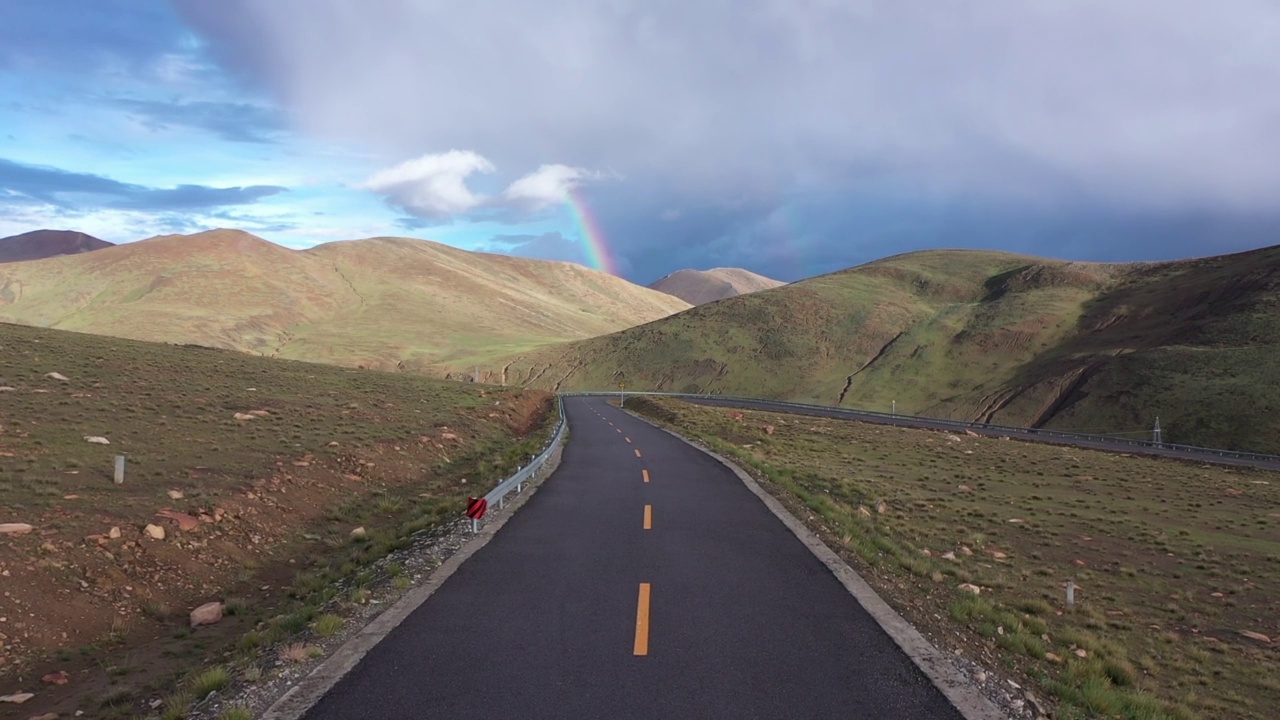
[0,157,287,211]
[0,1,187,73]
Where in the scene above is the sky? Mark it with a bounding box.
[2,1,1279,283]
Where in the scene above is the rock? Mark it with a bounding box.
[857,506,871,518]
[350,526,367,540]
[29,713,59,720]
[763,424,775,435]
[920,549,932,557]
[941,551,957,561]
[40,671,68,686]
[0,523,34,535]
[166,490,184,500]
[1211,592,1224,598]
[327,441,340,447]
[83,436,110,445]
[1007,518,1025,524]
[1045,652,1062,663]
[957,583,982,595]
[1073,648,1088,658]
[965,429,980,437]
[155,511,198,532]
[46,372,69,382]
[946,434,962,443]
[974,671,987,684]
[248,410,271,417]
[989,550,1008,560]
[957,485,971,492]
[108,526,121,539]
[959,546,973,556]
[144,524,166,540]
[0,693,34,704]
[1241,631,1272,643]
[233,413,257,421]
[441,432,458,441]
[874,499,888,514]
[189,602,224,628]
[0,386,15,392]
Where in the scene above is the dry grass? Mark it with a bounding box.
[632,397,1280,720]
[0,228,689,372]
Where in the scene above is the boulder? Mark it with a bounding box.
[144,524,166,540]
[83,436,110,445]
[1241,631,1272,644]
[189,602,224,628]
[155,511,198,532]
[108,526,121,539]
[45,372,69,382]
[0,523,34,535]
[957,583,982,595]
[350,526,367,540]
[0,693,34,704]
[166,490,184,500]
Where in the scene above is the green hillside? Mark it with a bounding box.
[484,245,1280,452]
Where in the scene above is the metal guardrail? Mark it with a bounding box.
[474,395,568,525]
[564,390,1280,468]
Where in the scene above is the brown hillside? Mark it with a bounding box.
[648,267,784,305]
[0,229,113,263]
[0,229,690,370]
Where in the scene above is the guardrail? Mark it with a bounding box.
[470,396,568,529]
[565,390,1280,468]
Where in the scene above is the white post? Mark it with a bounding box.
[891,400,896,416]
[1066,579,1075,608]
[114,455,125,485]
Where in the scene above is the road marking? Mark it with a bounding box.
[634,449,642,458]
[643,504,652,530]
[626,437,632,443]
[616,428,622,433]
[633,583,651,656]
[642,469,650,483]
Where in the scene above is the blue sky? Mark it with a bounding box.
[2,1,1279,283]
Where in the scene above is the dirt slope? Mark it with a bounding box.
[0,229,113,263]
[488,245,1280,452]
[0,229,690,370]
[648,267,785,305]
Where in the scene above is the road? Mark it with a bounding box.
[302,395,966,720]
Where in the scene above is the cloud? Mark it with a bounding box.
[0,157,287,211]
[502,164,596,212]
[178,0,1280,214]
[110,98,286,143]
[357,150,493,218]
[360,152,605,220]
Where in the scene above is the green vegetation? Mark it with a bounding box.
[0,228,689,371]
[499,246,1280,452]
[629,396,1280,720]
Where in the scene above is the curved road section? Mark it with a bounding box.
[302,396,966,719]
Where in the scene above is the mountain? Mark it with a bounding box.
[0,229,690,371]
[486,245,1280,453]
[647,267,784,305]
[0,229,113,263]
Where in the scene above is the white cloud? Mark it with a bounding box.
[359,154,608,219]
[502,164,593,211]
[357,150,494,218]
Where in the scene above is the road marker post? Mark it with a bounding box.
[466,497,488,533]
[113,455,125,485]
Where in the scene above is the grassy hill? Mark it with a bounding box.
[647,267,785,305]
[0,229,689,370]
[487,245,1280,452]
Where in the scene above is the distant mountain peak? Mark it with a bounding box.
[648,267,785,305]
[0,229,113,263]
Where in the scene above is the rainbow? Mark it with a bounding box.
[565,186,620,275]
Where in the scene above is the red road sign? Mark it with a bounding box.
[466,497,488,520]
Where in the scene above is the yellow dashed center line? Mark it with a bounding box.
[642,469,650,483]
[643,504,652,530]
[634,583,651,656]
[634,449,642,458]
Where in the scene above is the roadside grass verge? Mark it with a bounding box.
[626,396,1280,720]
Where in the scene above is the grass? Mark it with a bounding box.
[0,320,556,714]
[191,666,231,697]
[0,228,688,372]
[312,613,343,637]
[495,245,1280,453]
[630,396,1280,720]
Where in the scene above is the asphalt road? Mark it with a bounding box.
[678,396,1280,472]
[303,395,966,720]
